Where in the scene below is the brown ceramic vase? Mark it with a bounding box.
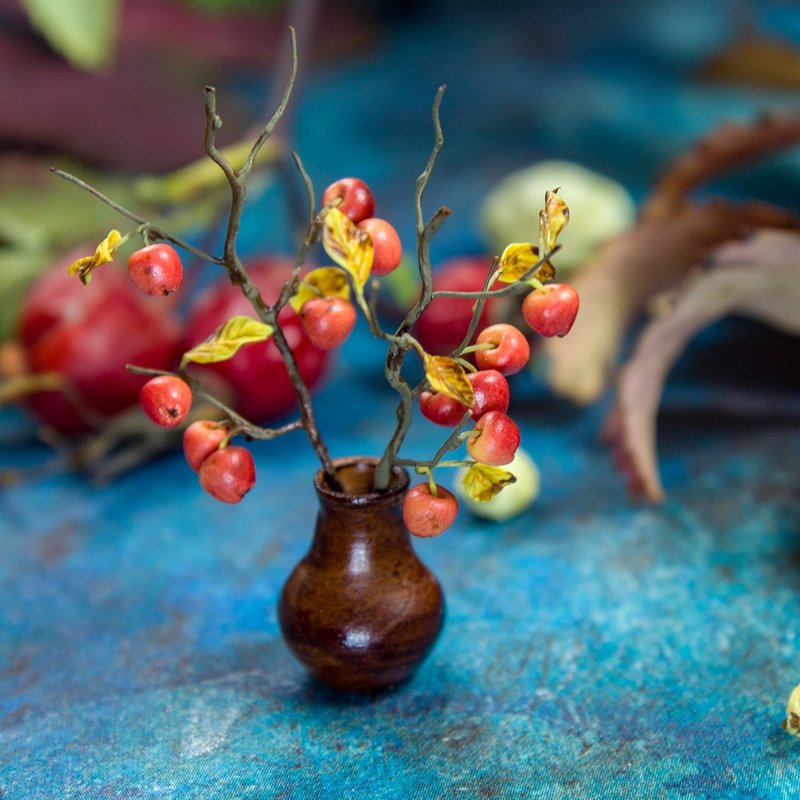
[278,457,445,692]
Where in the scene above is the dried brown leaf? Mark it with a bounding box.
[607,229,800,502]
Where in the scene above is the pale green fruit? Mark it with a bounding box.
[479,160,635,276]
[456,448,540,521]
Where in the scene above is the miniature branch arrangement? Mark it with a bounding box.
[52,28,580,537]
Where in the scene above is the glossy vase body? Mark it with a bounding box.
[278,457,445,692]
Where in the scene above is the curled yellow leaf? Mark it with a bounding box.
[423,354,475,408]
[67,229,123,285]
[462,462,516,502]
[289,267,351,313]
[182,315,274,366]
[498,243,540,283]
[539,189,570,253]
[321,206,373,288]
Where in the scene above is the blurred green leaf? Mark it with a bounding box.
[20,0,120,71]
[0,248,50,340]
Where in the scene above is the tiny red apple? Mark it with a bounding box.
[183,420,229,471]
[198,445,256,504]
[321,177,375,223]
[128,243,183,296]
[475,323,530,376]
[469,369,510,419]
[300,296,357,350]
[357,217,402,276]
[402,483,459,538]
[419,390,467,427]
[521,283,580,337]
[466,410,521,466]
[139,375,192,427]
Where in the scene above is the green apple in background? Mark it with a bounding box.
[480,160,635,276]
[456,447,541,521]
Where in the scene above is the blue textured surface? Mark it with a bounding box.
[3,2,800,797]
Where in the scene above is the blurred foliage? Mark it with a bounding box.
[20,0,119,71]
[18,0,286,72]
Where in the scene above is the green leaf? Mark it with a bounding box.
[21,0,121,72]
[182,315,274,366]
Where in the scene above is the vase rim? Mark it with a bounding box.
[314,456,409,504]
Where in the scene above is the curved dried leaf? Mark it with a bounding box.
[182,314,274,366]
[322,206,373,288]
[423,354,475,407]
[498,242,540,283]
[67,229,122,285]
[539,189,569,252]
[289,267,351,313]
[462,462,516,502]
[610,229,800,502]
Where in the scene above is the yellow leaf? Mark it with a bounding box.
[182,315,274,366]
[461,463,516,502]
[423,354,475,407]
[289,267,351,313]
[321,206,373,288]
[67,229,123,285]
[497,242,540,283]
[539,189,569,253]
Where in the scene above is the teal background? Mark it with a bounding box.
[3,1,800,797]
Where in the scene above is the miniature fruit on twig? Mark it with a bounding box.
[475,323,530,375]
[127,243,184,296]
[521,283,580,337]
[299,296,357,350]
[183,419,229,471]
[419,368,510,426]
[466,410,520,466]
[322,177,375,223]
[198,445,256,503]
[139,375,192,427]
[469,369,510,419]
[402,482,459,537]
[357,218,402,276]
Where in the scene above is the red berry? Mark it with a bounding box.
[139,375,192,427]
[466,410,520,466]
[321,177,375,223]
[183,420,228,471]
[469,369,510,419]
[128,243,183,296]
[403,483,459,538]
[357,217,402,276]
[299,296,357,350]
[521,283,580,337]
[198,445,255,504]
[419,390,468,427]
[475,323,530,375]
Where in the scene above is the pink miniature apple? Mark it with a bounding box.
[300,296,357,350]
[403,483,459,537]
[183,420,229,471]
[466,410,520,466]
[321,177,375,223]
[475,323,530,376]
[358,217,402,276]
[521,283,580,337]
[198,445,256,504]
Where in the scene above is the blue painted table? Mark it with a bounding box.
[2,2,800,797]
